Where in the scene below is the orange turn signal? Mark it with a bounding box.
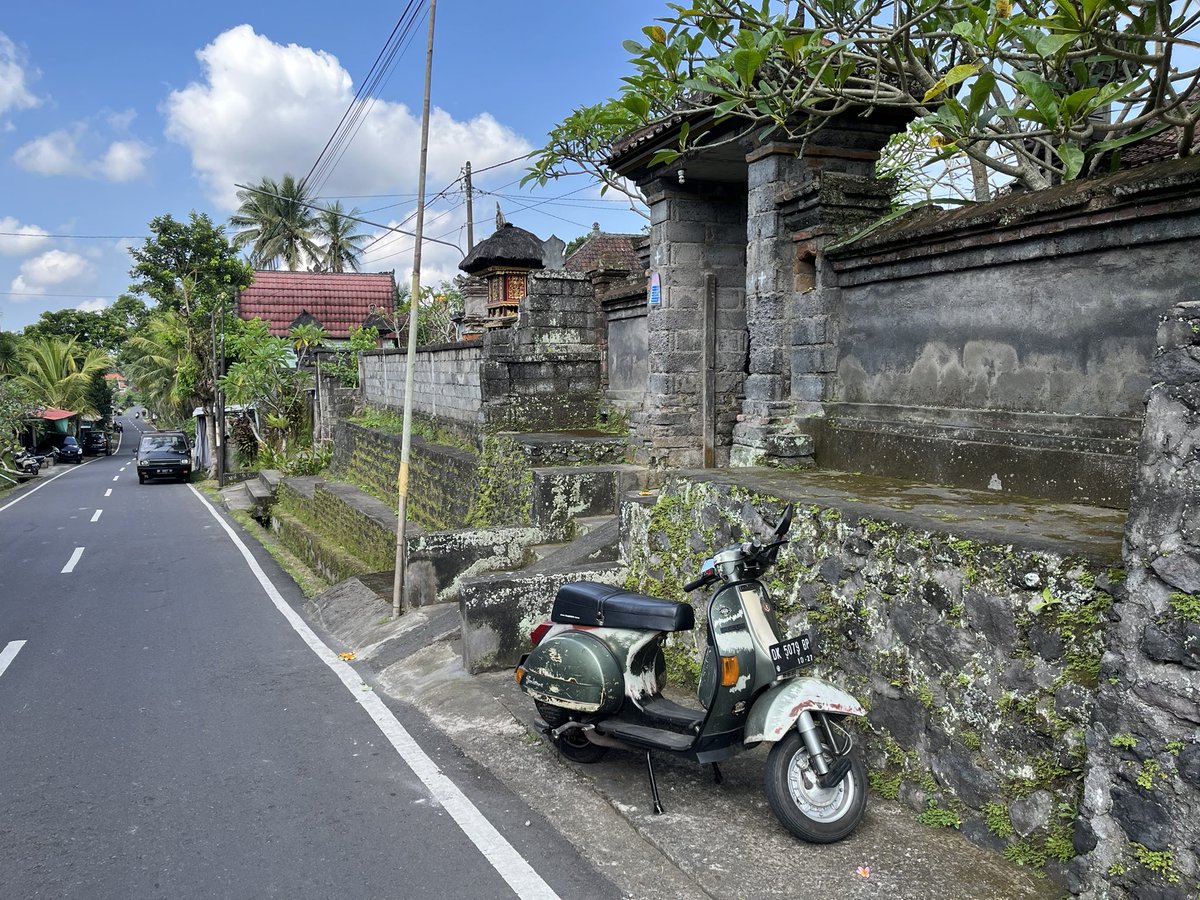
[515,666,525,685]
[720,655,739,686]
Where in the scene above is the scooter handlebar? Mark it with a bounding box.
[683,573,717,592]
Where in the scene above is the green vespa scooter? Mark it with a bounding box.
[515,504,868,843]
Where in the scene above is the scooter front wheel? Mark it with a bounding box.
[765,730,866,843]
[535,701,608,764]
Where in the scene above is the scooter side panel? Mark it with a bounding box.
[698,584,761,741]
[520,631,623,714]
[744,676,867,743]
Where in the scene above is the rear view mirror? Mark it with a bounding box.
[774,504,794,541]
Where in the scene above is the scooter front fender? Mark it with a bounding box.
[744,676,866,743]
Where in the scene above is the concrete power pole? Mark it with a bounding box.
[464,160,475,254]
[392,0,437,618]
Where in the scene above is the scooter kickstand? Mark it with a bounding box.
[711,762,724,785]
[645,750,664,815]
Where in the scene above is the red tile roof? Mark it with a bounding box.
[33,407,76,421]
[564,231,643,274]
[237,270,396,339]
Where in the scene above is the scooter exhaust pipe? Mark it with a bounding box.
[552,720,636,752]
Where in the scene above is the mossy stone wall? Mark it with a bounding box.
[622,477,1119,883]
[330,421,478,531]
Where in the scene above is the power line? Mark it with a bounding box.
[304,1,429,196]
[0,231,147,240]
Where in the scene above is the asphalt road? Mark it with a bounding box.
[0,412,619,900]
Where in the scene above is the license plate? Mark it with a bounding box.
[157,468,173,474]
[769,633,815,676]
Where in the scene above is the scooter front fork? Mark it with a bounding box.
[796,710,830,777]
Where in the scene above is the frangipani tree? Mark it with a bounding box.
[528,0,1199,202]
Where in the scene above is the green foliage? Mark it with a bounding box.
[323,325,378,388]
[23,295,149,354]
[534,0,1200,208]
[221,318,311,454]
[229,174,320,271]
[984,802,1014,838]
[1110,734,1138,751]
[467,435,532,528]
[1130,843,1179,883]
[1136,759,1166,791]
[663,640,701,690]
[916,800,961,829]
[1167,592,1200,623]
[11,335,111,416]
[869,770,902,800]
[312,200,370,273]
[1166,741,1184,756]
[961,730,982,751]
[230,415,259,467]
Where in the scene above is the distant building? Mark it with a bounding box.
[237,270,397,340]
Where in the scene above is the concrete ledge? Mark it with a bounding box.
[530,465,646,538]
[459,562,625,673]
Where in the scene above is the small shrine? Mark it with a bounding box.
[458,210,547,325]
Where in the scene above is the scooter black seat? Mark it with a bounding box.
[552,581,695,632]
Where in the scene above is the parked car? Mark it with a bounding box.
[36,433,83,464]
[81,430,112,456]
[136,432,192,483]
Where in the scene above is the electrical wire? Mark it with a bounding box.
[303,0,428,196]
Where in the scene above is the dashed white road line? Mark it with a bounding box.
[61,547,85,574]
[91,509,102,523]
[188,486,561,900]
[104,489,112,497]
[112,476,119,482]
[0,641,27,680]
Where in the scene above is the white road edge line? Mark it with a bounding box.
[0,640,27,679]
[0,461,89,515]
[61,547,85,574]
[188,486,560,900]
[91,509,102,523]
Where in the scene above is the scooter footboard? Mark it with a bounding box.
[744,676,866,743]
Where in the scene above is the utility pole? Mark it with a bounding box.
[393,0,437,618]
[464,160,475,253]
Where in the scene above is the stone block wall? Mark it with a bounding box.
[1074,301,1200,899]
[622,476,1122,884]
[360,342,485,432]
[330,421,478,531]
[635,181,748,468]
[807,157,1200,507]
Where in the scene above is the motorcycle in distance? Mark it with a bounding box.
[515,504,869,843]
[13,448,41,476]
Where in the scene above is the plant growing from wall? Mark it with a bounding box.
[466,435,533,528]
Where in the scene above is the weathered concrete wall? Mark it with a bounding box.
[360,342,485,431]
[810,158,1200,507]
[330,421,478,531]
[622,474,1124,885]
[312,352,358,443]
[634,181,748,468]
[1074,301,1200,899]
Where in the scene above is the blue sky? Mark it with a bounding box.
[0,1,655,332]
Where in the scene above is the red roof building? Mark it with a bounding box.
[237,270,397,339]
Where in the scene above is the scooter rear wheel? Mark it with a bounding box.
[764,730,866,843]
[535,701,608,764]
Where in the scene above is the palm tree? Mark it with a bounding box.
[229,174,320,271]
[313,202,370,273]
[122,312,193,421]
[13,336,110,416]
[0,331,22,375]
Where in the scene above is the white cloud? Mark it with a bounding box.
[12,125,152,181]
[99,140,153,181]
[0,33,39,115]
[164,25,532,210]
[76,298,109,313]
[11,249,92,299]
[13,128,84,176]
[9,274,40,298]
[0,216,51,255]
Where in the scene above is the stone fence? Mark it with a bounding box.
[359,271,605,435]
[1074,300,1200,899]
